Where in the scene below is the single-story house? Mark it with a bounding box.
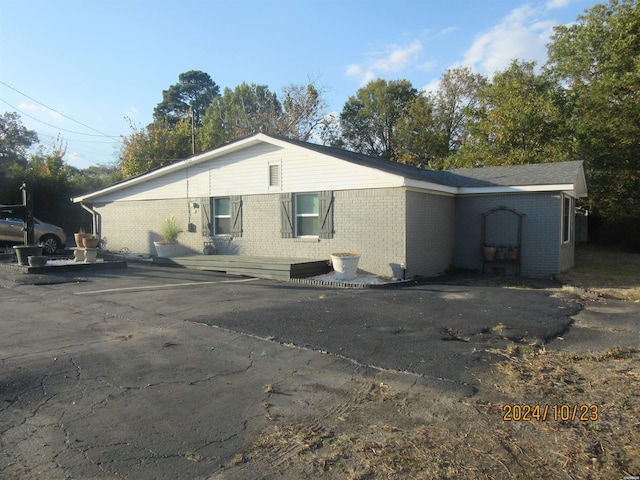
[72,133,587,278]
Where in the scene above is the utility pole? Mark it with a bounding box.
[190,104,196,155]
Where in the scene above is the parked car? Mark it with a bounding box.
[0,207,66,254]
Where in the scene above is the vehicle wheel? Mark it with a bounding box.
[40,235,60,254]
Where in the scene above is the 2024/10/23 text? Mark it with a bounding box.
[503,404,599,422]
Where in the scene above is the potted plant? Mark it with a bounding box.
[154,215,182,258]
[330,252,361,280]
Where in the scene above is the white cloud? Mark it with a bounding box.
[462,5,556,75]
[546,0,572,10]
[18,103,38,111]
[67,151,82,162]
[346,40,428,86]
[436,26,459,37]
[420,78,441,95]
[18,102,64,121]
[373,40,423,73]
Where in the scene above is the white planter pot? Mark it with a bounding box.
[154,241,178,258]
[330,253,360,281]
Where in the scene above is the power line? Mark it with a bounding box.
[37,132,120,157]
[0,97,121,141]
[0,80,120,139]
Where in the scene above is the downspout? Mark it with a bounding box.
[80,202,100,237]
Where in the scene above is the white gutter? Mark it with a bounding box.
[456,184,576,195]
[79,202,100,236]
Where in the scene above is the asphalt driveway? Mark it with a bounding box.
[1,263,638,479]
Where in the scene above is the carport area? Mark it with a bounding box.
[1,264,638,479]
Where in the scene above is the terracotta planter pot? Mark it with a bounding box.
[505,250,519,263]
[74,232,91,247]
[82,237,100,248]
[483,246,497,261]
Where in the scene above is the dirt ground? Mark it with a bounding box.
[213,291,640,480]
[214,347,640,479]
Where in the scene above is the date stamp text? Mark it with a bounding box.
[502,404,599,422]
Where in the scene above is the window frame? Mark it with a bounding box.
[562,194,573,244]
[213,197,231,236]
[294,192,319,238]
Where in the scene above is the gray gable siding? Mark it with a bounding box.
[454,193,564,276]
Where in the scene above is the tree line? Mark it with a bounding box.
[1,0,638,246]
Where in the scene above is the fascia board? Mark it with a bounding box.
[576,168,588,197]
[457,184,576,195]
[404,178,457,195]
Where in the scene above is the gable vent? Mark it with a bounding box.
[269,164,280,187]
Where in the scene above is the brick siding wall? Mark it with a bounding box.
[405,191,455,277]
[454,193,572,276]
[94,188,408,277]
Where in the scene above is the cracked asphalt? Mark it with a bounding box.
[1,262,638,479]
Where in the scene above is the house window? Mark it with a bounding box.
[214,197,231,235]
[269,164,280,187]
[562,195,573,243]
[295,193,319,237]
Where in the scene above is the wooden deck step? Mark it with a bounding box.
[154,255,331,281]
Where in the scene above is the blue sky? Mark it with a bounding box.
[1,0,594,169]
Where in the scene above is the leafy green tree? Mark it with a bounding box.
[119,119,192,177]
[394,94,442,167]
[153,70,220,127]
[27,138,73,224]
[546,0,640,235]
[454,60,572,167]
[68,164,123,194]
[434,67,487,158]
[394,68,486,168]
[199,82,282,149]
[0,112,39,166]
[339,79,418,158]
[0,112,38,203]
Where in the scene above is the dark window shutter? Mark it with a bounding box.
[319,191,334,239]
[230,196,242,237]
[280,192,293,238]
[201,197,212,237]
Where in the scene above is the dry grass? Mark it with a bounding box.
[217,245,640,479]
[558,245,640,301]
[229,348,640,479]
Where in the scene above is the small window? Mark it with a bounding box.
[214,197,231,235]
[295,193,319,237]
[269,164,280,187]
[562,195,573,243]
